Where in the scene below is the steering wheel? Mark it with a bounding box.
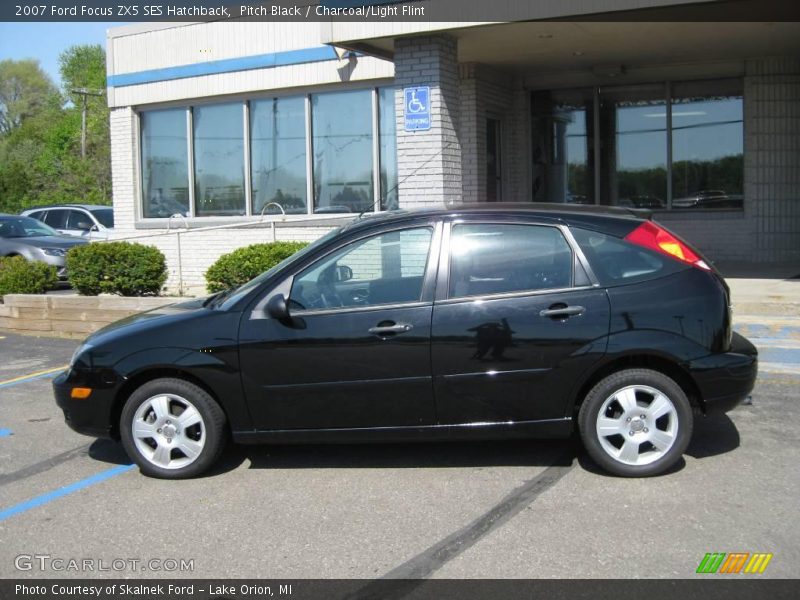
[317,264,343,308]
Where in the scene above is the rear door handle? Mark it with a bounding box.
[539,306,585,319]
[368,323,413,336]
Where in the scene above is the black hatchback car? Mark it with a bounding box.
[54,205,757,479]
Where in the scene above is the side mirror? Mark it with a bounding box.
[335,265,353,282]
[76,221,93,231]
[266,293,290,320]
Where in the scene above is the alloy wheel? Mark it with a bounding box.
[131,394,206,470]
[595,385,679,466]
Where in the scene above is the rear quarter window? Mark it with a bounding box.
[571,227,686,287]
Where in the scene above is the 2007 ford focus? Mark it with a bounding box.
[54,205,757,479]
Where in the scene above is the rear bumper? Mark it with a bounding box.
[53,369,119,439]
[687,332,758,415]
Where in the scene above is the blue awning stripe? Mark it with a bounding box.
[108,45,340,88]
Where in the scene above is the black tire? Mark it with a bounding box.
[578,368,693,477]
[120,378,227,479]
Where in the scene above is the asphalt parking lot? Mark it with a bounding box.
[0,331,798,580]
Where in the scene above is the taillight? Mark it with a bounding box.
[624,221,711,271]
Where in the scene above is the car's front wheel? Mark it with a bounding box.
[578,368,693,477]
[120,378,227,479]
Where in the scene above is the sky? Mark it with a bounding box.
[0,22,122,87]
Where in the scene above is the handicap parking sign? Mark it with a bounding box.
[404,86,431,131]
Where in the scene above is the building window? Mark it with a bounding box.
[139,87,397,219]
[378,87,399,211]
[532,79,743,210]
[250,96,308,215]
[670,80,744,209]
[193,103,246,217]
[312,89,374,214]
[604,84,668,209]
[140,109,190,218]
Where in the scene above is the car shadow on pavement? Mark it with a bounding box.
[207,438,580,476]
[88,438,135,465]
[685,413,741,459]
[86,416,737,478]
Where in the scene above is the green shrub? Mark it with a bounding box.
[66,242,167,296]
[0,256,58,295]
[205,242,308,293]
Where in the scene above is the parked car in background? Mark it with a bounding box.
[54,204,757,480]
[0,215,88,279]
[22,204,114,240]
[672,190,744,210]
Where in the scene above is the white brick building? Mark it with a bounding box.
[106,3,800,293]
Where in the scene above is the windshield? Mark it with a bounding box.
[0,216,60,238]
[217,227,342,309]
[90,208,114,228]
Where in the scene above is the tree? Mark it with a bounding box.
[0,59,59,133]
[0,47,111,214]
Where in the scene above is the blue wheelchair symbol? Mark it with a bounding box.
[404,86,431,131]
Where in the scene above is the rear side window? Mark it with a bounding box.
[571,227,685,286]
[43,209,67,229]
[449,224,573,298]
[27,210,46,222]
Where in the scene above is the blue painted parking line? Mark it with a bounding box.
[759,347,800,365]
[0,428,11,437]
[0,463,135,523]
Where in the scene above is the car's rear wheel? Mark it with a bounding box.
[578,368,693,477]
[120,378,227,479]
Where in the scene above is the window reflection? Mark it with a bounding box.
[531,89,594,205]
[671,86,743,209]
[250,97,308,215]
[379,87,399,211]
[312,90,374,214]
[141,109,190,218]
[194,103,246,217]
[602,85,667,209]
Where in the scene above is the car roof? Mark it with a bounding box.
[22,204,112,212]
[343,203,650,236]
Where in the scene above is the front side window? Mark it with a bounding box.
[290,227,433,311]
[312,90,374,214]
[91,208,114,228]
[66,210,93,231]
[193,103,246,217]
[449,224,573,299]
[250,97,308,215]
[141,109,190,218]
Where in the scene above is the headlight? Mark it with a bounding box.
[70,342,94,367]
[42,248,67,257]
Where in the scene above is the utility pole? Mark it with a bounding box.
[71,87,104,160]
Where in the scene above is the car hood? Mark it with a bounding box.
[15,236,89,249]
[86,296,212,345]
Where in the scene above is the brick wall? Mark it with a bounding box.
[110,107,138,233]
[393,35,462,209]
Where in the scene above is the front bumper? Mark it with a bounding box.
[53,368,120,439]
[687,332,758,415]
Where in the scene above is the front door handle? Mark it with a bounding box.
[539,305,585,319]
[368,323,413,336]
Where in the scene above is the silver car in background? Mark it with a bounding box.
[21,204,114,240]
[0,215,88,279]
